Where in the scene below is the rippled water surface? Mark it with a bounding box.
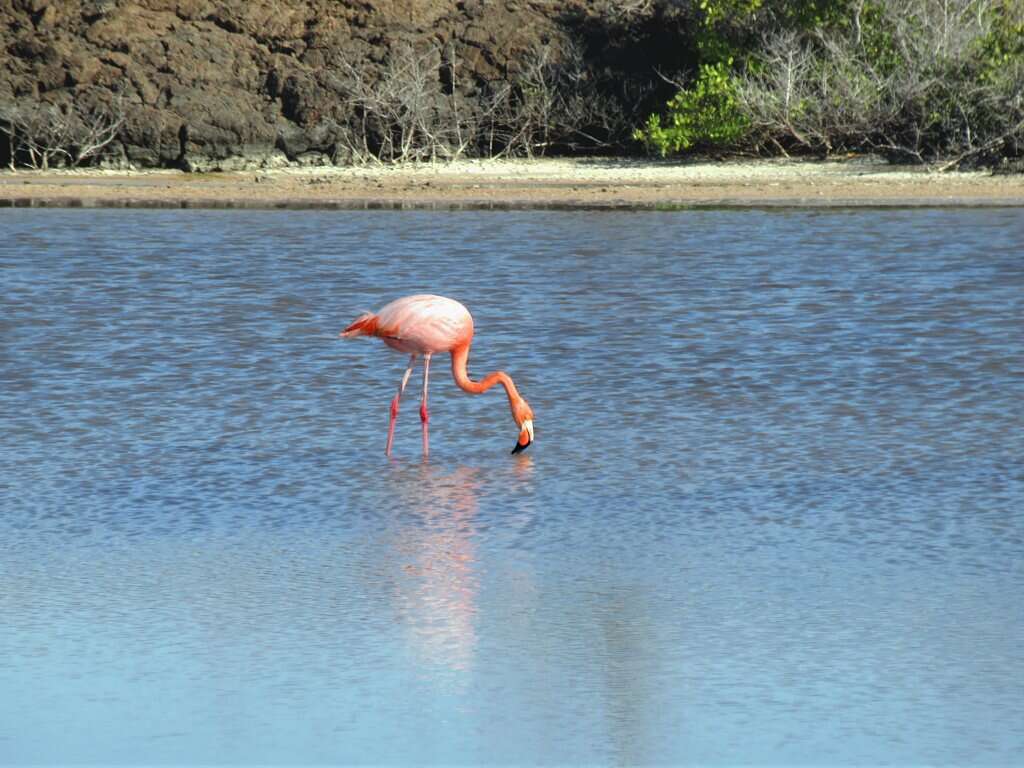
[2,208,1023,765]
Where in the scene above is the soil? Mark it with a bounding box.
[2,158,1022,208]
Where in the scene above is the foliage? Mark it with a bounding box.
[975,0,1024,81]
[692,0,765,62]
[634,0,853,155]
[690,0,853,63]
[634,61,749,154]
[635,0,1024,166]
[736,0,1024,165]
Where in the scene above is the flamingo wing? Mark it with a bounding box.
[376,295,472,354]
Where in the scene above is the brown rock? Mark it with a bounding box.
[0,0,686,169]
[35,5,58,30]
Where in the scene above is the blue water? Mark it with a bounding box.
[1,208,1023,765]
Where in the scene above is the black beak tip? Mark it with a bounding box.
[511,439,531,455]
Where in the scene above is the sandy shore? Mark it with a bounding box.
[1,158,1023,208]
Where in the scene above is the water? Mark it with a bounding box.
[1,208,1022,765]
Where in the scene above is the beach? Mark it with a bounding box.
[2,158,1022,208]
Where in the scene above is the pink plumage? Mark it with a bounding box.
[376,294,474,354]
[341,294,534,457]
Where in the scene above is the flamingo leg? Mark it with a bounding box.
[386,354,417,457]
[420,353,431,457]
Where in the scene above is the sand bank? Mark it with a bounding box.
[1,158,1022,209]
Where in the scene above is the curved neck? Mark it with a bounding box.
[451,343,522,406]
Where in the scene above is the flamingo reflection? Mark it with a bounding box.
[388,465,483,676]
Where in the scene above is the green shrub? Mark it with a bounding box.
[976,1,1024,82]
[634,0,855,157]
[633,61,750,154]
[692,0,764,62]
[734,0,1024,163]
[633,0,1021,164]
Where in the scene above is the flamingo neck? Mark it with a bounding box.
[451,343,522,407]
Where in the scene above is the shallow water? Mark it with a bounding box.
[1,208,1022,765]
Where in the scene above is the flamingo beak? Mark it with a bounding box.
[511,419,534,454]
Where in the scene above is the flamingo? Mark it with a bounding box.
[341,294,535,457]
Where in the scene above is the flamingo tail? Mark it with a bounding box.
[341,312,380,338]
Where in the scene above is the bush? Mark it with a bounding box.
[736,0,1024,164]
[634,0,1024,166]
[634,61,749,154]
[0,96,124,170]
[631,0,848,156]
[328,40,635,163]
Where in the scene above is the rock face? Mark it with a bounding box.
[0,0,690,170]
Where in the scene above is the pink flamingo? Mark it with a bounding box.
[341,294,535,457]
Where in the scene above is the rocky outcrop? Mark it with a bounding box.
[1,0,691,170]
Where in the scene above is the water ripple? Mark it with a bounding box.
[1,208,1022,764]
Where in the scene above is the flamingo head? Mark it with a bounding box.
[511,398,534,455]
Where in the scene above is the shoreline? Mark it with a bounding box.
[2,158,1023,209]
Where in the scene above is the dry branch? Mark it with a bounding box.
[0,94,125,170]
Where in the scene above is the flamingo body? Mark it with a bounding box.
[341,294,534,456]
[374,294,473,355]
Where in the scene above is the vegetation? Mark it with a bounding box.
[1,0,1020,170]
[0,95,124,171]
[0,41,635,170]
[634,0,1024,167]
[328,42,634,164]
[634,61,749,154]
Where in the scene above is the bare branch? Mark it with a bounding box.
[0,94,125,170]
